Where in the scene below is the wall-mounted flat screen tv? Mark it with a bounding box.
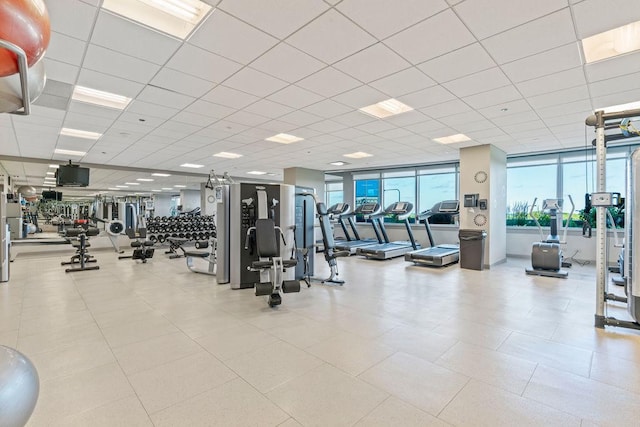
[56,165,89,187]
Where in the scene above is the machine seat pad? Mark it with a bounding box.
[251,260,274,269]
[71,241,90,248]
[184,251,209,258]
[131,241,142,248]
[282,259,297,268]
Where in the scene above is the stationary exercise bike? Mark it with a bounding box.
[525,195,574,278]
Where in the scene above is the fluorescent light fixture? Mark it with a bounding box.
[213,151,243,159]
[265,133,304,144]
[46,172,55,175]
[162,187,173,190]
[136,178,154,182]
[54,148,86,156]
[359,98,413,119]
[102,0,212,39]
[108,188,121,190]
[124,182,140,185]
[60,127,102,140]
[329,161,349,166]
[116,185,129,188]
[44,177,56,181]
[433,133,471,144]
[151,173,171,177]
[174,185,187,188]
[582,20,640,63]
[49,164,59,169]
[180,163,204,168]
[343,152,373,159]
[72,85,132,110]
[266,173,276,176]
[598,100,640,113]
[247,171,267,175]
[151,189,162,192]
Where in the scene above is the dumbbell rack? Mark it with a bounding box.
[146,215,216,245]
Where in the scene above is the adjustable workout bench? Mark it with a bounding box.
[62,227,100,273]
[245,218,300,307]
[119,228,155,263]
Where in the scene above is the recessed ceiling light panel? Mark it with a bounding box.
[213,151,243,159]
[125,182,140,185]
[136,178,154,182]
[329,161,349,166]
[343,152,373,159]
[180,163,204,168]
[247,171,267,175]
[102,0,212,39]
[54,148,86,156]
[174,185,187,188]
[359,98,413,119]
[60,127,103,140]
[116,185,129,188]
[265,133,304,144]
[433,134,471,144]
[582,20,640,63]
[152,173,171,177]
[72,85,132,110]
[49,164,59,168]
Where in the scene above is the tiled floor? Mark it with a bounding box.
[2,248,640,426]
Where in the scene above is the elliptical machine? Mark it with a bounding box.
[525,195,574,278]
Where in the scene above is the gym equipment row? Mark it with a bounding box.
[145,215,216,244]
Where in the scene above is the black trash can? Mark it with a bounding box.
[458,229,487,270]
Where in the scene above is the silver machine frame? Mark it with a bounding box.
[586,108,640,330]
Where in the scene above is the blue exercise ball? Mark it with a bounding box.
[0,346,39,427]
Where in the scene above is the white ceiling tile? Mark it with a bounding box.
[279,110,323,127]
[439,110,487,128]
[302,99,352,118]
[250,43,325,83]
[297,67,362,97]
[77,69,144,99]
[172,111,216,127]
[202,86,260,109]
[189,10,278,64]
[592,88,640,111]
[331,85,387,108]
[225,111,271,127]
[167,44,243,84]
[355,120,396,134]
[127,101,180,120]
[369,67,436,97]
[418,43,497,84]
[47,31,86,66]
[91,11,181,65]
[223,68,288,97]
[184,100,236,119]
[332,111,376,127]
[243,99,294,119]
[528,85,590,109]
[516,67,586,97]
[68,101,123,120]
[286,10,376,64]
[337,0,448,40]
[586,51,640,83]
[500,43,582,83]
[536,99,593,118]
[307,120,348,133]
[454,0,568,39]
[463,85,522,109]
[443,68,511,98]
[397,85,456,109]
[589,72,640,98]
[47,0,97,40]
[42,59,79,85]
[150,69,216,98]
[334,43,411,83]
[218,0,329,39]
[491,110,541,126]
[572,0,640,39]
[482,9,576,64]
[83,44,160,85]
[478,99,533,119]
[420,99,472,118]
[137,86,195,109]
[385,111,432,126]
[384,9,475,64]
[267,85,325,109]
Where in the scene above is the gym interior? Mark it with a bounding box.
[1,1,640,426]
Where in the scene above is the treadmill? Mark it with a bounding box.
[334,203,385,255]
[405,200,460,267]
[356,201,420,260]
[327,202,351,242]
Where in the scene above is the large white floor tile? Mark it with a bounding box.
[354,396,450,426]
[48,396,152,427]
[195,323,280,361]
[377,324,458,362]
[267,364,388,427]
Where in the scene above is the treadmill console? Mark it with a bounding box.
[358,203,379,214]
[438,200,459,213]
[328,203,349,215]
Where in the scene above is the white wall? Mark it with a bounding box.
[180,189,201,212]
[153,194,174,217]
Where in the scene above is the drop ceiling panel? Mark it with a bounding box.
[47,32,86,66]
[369,67,436,97]
[334,43,411,83]
[91,11,181,65]
[223,68,289,98]
[482,9,576,64]
[47,0,98,40]
[167,44,243,84]
[463,85,523,110]
[384,9,475,64]
[337,0,449,40]
[500,43,582,83]
[137,86,195,109]
[589,72,640,98]
[150,69,217,98]
[171,111,214,127]
[585,51,640,83]
[454,0,568,39]
[286,10,377,64]
[571,0,640,39]
[398,85,456,109]
[184,100,235,119]
[418,43,497,84]
[244,100,294,119]
[250,43,325,83]
[516,67,587,97]
[297,67,362,97]
[302,99,352,118]
[443,67,511,98]
[83,44,160,84]
[331,85,387,108]
[267,85,325,109]
[527,85,590,109]
[42,59,80,85]
[77,69,145,99]
[127,101,180,120]
[218,0,329,39]
[189,10,278,64]
[202,86,260,109]
[421,99,471,119]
